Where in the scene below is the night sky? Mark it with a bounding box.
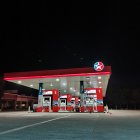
[2,2,140,89]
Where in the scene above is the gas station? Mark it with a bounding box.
[3,62,111,113]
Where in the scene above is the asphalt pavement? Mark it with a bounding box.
[0,110,140,140]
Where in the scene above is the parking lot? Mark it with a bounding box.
[0,110,140,140]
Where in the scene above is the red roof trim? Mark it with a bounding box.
[4,67,111,81]
[4,72,111,80]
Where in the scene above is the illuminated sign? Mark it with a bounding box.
[43,91,53,95]
[60,95,67,98]
[94,62,104,71]
[85,90,96,94]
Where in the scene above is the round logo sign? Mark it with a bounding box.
[94,62,104,71]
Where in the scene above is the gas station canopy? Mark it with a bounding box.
[4,67,111,97]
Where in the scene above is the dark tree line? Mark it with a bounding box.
[104,88,140,109]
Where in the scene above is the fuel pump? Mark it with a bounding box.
[59,94,72,112]
[84,88,104,112]
[42,90,52,112]
[42,90,59,112]
[84,88,98,112]
[71,98,75,112]
[59,95,67,111]
[71,96,79,112]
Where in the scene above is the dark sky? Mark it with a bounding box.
[2,2,140,89]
